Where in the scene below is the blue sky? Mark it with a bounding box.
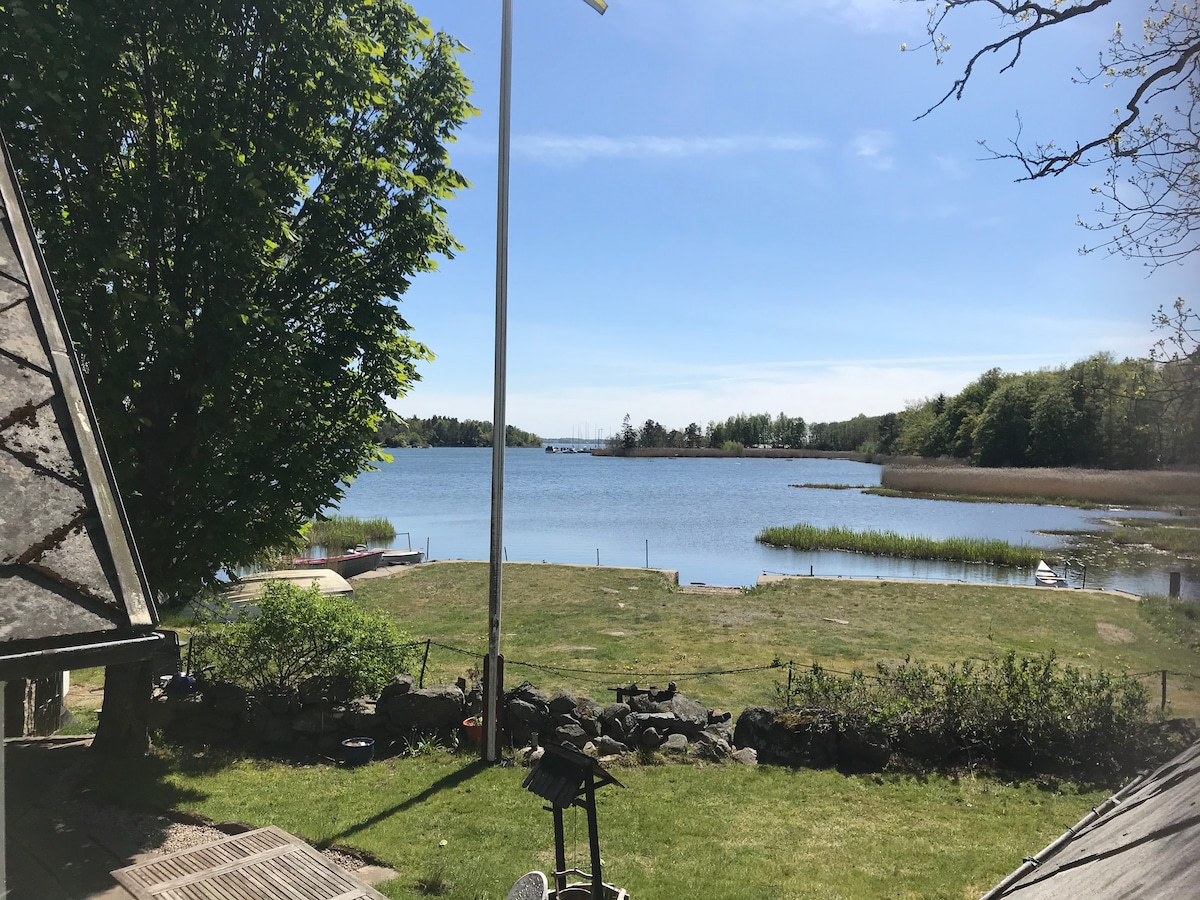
[395,0,1196,441]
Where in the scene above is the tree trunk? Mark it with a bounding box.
[91,660,152,757]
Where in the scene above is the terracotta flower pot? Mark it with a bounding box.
[462,717,484,745]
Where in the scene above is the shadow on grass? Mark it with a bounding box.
[325,758,491,845]
[87,745,213,811]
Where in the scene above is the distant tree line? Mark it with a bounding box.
[608,350,1198,469]
[611,412,812,453]
[378,415,541,448]
[897,353,1198,469]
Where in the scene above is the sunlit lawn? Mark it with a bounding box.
[356,562,1200,718]
[74,562,1200,900]
[99,746,1107,900]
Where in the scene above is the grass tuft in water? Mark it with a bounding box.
[306,515,395,553]
[756,523,1041,567]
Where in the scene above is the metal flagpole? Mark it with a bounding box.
[485,0,515,763]
[485,0,608,765]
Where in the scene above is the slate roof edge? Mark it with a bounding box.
[979,743,1195,899]
[0,128,156,629]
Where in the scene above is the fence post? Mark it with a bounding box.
[1162,670,1168,711]
[419,639,431,689]
[787,662,793,707]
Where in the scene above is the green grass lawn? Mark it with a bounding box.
[98,746,1107,900]
[74,563,1198,900]
[356,562,1200,718]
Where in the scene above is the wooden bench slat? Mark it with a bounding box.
[111,826,387,900]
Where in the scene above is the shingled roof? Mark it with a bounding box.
[0,130,159,681]
[983,738,1200,899]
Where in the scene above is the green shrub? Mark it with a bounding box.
[777,652,1158,778]
[191,580,418,698]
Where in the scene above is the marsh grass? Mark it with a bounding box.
[94,745,1109,900]
[306,515,395,553]
[879,466,1200,508]
[755,523,1042,567]
[1110,522,1200,555]
[357,563,1200,718]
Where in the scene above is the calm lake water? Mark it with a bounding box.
[335,448,1195,598]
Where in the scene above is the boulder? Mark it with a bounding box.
[836,723,892,772]
[381,683,464,733]
[734,706,838,768]
[596,735,630,756]
[730,747,758,766]
[258,689,300,716]
[703,720,734,745]
[342,699,379,734]
[631,712,677,733]
[666,694,710,735]
[377,674,415,705]
[203,681,248,716]
[639,727,663,750]
[662,733,689,754]
[693,731,731,760]
[508,697,548,727]
[291,706,339,734]
[553,722,590,749]
[548,690,578,716]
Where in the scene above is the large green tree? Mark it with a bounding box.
[0,0,473,602]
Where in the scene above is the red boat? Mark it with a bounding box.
[292,546,385,578]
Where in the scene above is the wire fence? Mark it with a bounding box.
[409,638,1198,712]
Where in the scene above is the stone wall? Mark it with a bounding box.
[150,674,758,764]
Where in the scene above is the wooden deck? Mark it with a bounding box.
[111,826,387,900]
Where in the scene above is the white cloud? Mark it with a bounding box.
[392,354,1078,438]
[649,0,920,32]
[848,130,895,171]
[513,133,826,164]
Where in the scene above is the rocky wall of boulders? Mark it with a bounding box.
[149,674,760,764]
[503,681,755,764]
[151,673,484,756]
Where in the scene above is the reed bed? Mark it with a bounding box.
[880,465,1200,508]
[756,523,1041,567]
[306,515,395,552]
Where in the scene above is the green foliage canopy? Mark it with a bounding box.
[192,579,419,698]
[0,0,474,601]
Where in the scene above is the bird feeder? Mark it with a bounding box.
[510,743,628,900]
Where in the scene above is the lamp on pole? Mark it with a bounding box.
[485,0,606,763]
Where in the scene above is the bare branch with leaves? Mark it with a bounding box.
[908,0,1199,266]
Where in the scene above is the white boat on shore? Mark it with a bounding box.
[382,548,424,566]
[1034,560,1070,588]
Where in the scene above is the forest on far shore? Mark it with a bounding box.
[608,351,1199,469]
[377,415,541,448]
